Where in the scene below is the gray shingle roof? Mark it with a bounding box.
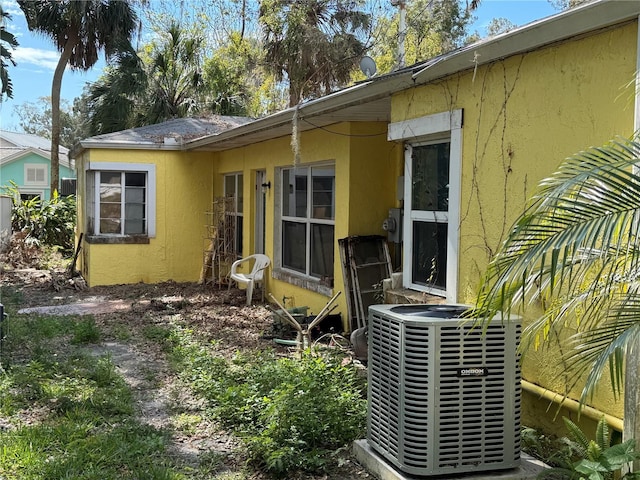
[82,116,252,147]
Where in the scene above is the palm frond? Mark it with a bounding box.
[476,136,640,401]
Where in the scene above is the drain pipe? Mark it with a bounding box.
[521,380,623,433]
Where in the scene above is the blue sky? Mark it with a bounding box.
[0,0,558,131]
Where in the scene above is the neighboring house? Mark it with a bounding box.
[0,130,76,200]
[72,1,639,437]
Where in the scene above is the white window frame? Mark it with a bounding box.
[275,163,336,282]
[224,172,243,257]
[86,162,156,237]
[19,189,45,201]
[24,164,48,186]
[388,109,462,302]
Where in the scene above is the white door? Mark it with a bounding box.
[255,170,266,254]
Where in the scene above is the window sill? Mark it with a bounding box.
[86,235,150,245]
[272,268,333,297]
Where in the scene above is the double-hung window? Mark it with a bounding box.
[86,162,156,239]
[389,109,462,302]
[224,173,243,256]
[280,165,335,280]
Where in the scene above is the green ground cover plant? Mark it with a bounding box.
[0,290,179,479]
[522,417,640,480]
[169,327,367,476]
[0,281,369,479]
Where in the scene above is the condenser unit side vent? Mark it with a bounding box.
[367,304,521,477]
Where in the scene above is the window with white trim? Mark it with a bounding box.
[24,164,48,186]
[280,165,335,279]
[408,141,450,289]
[389,109,462,302]
[224,173,243,256]
[86,163,156,238]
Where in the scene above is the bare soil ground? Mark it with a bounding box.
[1,247,371,479]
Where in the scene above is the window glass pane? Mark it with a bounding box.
[125,187,145,203]
[412,143,450,212]
[125,172,145,187]
[282,168,308,218]
[100,172,122,203]
[87,171,95,233]
[125,204,144,220]
[101,172,121,184]
[312,167,335,220]
[237,174,243,213]
[310,223,334,278]
[100,218,121,234]
[125,219,145,235]
[225,175,236,212]
[412,221,447,288]
[100,203,121,219]
[236,215,243,255]
[283,220,306,273]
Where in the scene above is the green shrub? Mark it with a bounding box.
[170,328,367,476]
[525,417,640,480]
[4,182,77,253]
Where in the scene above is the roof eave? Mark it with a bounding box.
[74,141,182,156]
[413,0,640,83]
[184,72,416,151]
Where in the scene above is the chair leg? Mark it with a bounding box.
[246,281,254,306]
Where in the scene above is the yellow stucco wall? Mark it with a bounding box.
[77,148,214,286]
[390,23,638,424]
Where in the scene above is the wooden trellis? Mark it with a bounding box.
[202,195,238,286]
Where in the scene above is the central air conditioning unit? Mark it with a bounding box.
[367,304,521,477]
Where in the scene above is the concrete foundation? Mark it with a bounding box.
[353,439,548,480]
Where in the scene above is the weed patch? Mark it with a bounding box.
[170,327,367,476]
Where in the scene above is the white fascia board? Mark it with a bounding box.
[413,0,640,84]
[0,147,47,166]
[78,141,179,151]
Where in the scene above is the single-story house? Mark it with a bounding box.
[0,130,75,200]
[72,0,640,437]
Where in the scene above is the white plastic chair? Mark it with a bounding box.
[229,254,271,305]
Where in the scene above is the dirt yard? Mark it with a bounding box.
[0,257,372,479]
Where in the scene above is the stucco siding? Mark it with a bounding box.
[391,21,637,423]
[78,149,213,286]
[214,123,396,326]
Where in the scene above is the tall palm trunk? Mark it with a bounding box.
[50,34,76,195]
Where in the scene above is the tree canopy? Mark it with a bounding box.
[0,5,18,101]
[18,0,138,194]
[260,0,371,107]
[17,1,497,140]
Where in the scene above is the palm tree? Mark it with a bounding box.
[475,136,640,425]
[18,0,138,195]
[143,22,205,124]
[0,5,18,100]
[260,0,371,107]
[85,21,207,136]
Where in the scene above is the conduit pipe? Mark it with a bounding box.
[521,379,623,433]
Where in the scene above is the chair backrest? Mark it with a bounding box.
[250,254,270,280]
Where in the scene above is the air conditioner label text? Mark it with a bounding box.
[456,367,488,377]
